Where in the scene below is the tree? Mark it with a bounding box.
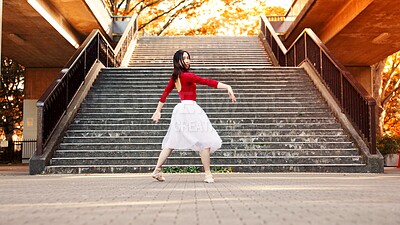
[0,57,24,150]
[104,0,209,35]
[104,0,286,36]
[375,51,400,137]
[173,1,286,36]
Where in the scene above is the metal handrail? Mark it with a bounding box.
[260,15,377,154]
[284,0,311,18]
[114,14,138,66]
[36,15,138,155]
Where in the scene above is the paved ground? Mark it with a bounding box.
[1,164,400,225]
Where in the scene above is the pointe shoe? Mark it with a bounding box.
[151,169,165,182]
[204,174,214,183]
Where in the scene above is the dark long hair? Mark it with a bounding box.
[172,50,190,81]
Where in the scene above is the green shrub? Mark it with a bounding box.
[162,166,232,173]
[162,166,200,173]
[377,136,400,156]
[211,166,232,173]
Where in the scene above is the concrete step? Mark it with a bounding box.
[61,135,351,143]
[83,97,327,105]
[86,90,321,96]
[67,123,343,131]
[94,79,312,85]
[65,129,347,137]
[54,148,360,158]
[74,111,335,119]
[50,156,363,166]
[45,35,369,174]
[58,142,355,150]
[44,164,368,174]
[77,107,331,114]
[71,117,338,125]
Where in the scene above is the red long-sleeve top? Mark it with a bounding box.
[159,72,219,103]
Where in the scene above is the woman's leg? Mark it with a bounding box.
[200,148,214,183]
[200,148,211,175]
[152,148,173,181]
[155,148,173,170]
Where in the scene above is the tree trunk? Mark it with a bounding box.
[5,133,13,163]
[371,60,385,136]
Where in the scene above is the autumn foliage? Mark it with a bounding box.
[380,51,400,137]
[104,0,286,36]
[0,58,24,142]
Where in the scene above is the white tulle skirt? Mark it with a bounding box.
[162,100,222,153]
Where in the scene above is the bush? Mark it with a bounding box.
[162,166,232,173]
[377,136,400,156]
[162,166,201,173]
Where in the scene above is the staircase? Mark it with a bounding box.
[45,36,369,174]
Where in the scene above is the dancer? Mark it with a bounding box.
[151,50,236,183]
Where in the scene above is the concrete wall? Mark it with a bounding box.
[345,66,372,95]
[24,68,60,99]
[23,68,60,140]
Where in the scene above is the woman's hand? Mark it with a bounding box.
[227,85,236,103]
[151,111,161,123]
[152,102,165,123]
[217,82,236,103]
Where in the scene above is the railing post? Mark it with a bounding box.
[293,44,296,66]
[97,33,100,61]
[340,72,345,108]
[319,48,323,78]
[369,102,377,154]
[84,47,87,76]
[105,46,108,67]
[36,105,44,155]
[304,33,307,59]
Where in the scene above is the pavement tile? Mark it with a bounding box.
[1,166,400,225]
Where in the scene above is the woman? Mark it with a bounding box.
[151,50,236,183]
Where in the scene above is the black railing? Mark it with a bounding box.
[36,15,138,155]
[15,140,37,160]
[261,15,377,154]
[0,140,36,163]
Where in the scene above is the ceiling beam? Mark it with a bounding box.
[318,0,374,43]
[27,0,83,48]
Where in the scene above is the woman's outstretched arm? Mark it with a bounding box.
[151,101,164,123]
[217,82,236,103]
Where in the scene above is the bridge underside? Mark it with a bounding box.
[284,0,400,67]
[2,0,105,68]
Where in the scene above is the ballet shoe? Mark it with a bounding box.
[151,169,165,182]
[204,174,214,183]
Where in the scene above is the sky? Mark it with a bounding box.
[266,0,293,9]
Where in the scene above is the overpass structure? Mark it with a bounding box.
[0,0,391,172]
[2,0,113,68]
[1,0,135,143]
[269,0,400,93]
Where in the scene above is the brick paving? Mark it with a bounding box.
[1,165,400,225]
